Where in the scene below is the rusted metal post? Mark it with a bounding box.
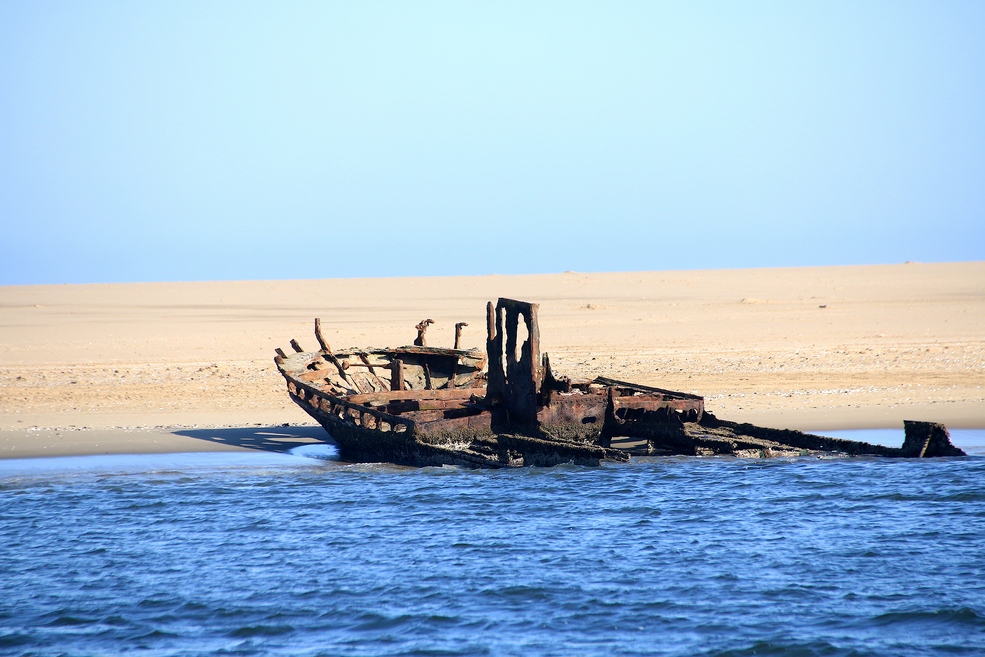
[485,298,541,425]
[486,301,495,342]
[485,301,504,401]
[526,303,541,390]
[414,319,434,347]
[314,318,331,352]
[423,359,433,390]
[454,322,467,350]
[290,339,304,353]
[391,358,405,391]
[312,318,352,382]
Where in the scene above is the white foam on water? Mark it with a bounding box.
[288,443,340,460]
[0,447,339,479]
[2,430,979,480]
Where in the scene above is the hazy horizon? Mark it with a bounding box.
[1,260,981,290]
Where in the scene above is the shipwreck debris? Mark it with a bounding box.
[454,322,468,350]
[901,420,965,457]
[274,298,966,467]
[413,319,434,347]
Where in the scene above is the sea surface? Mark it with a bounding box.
[2,431,984,657]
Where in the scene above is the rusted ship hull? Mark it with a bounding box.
[282,354,627,468]
[275,298,964,467]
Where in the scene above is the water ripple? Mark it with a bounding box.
[1,452,984,656]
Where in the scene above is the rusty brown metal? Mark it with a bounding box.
[416,412,494,435]
[594,376,703,402]
[391,345,483,358]
[385,398,479,413]
[290,339,304,353]
[273,297,963,468]
[354,354,390,391]
[413,319,434,347]
[309,319,353,382]
[485,301,502,400]
[314,318,331,352]
[536,393,607,429]
[391,358,405,391]
[422,360,433,390]
[486,298,541,425]
[348,388,477,404]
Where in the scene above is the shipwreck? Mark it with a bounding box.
[274,298,964,467]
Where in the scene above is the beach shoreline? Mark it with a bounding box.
[3,421,984,461]
[2,263,982,457]
[0,425,329,460]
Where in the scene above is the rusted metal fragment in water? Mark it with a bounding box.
[902,420,965,457]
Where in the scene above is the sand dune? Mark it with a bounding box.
[1,263,982,457]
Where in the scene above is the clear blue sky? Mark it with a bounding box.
[1,1,983,285]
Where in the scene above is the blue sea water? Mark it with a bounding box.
[2,432,985,657]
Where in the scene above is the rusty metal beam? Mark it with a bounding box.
[595,376,704,401]
[348,388,478,405]
[314,318,331,352]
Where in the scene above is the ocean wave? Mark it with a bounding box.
[2,456,984,656]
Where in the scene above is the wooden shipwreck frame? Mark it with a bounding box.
[274,298,964,467]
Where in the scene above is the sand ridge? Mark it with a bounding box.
[0,262,982,457]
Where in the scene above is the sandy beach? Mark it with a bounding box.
[1,262,982,458]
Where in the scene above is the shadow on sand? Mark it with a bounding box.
[172,426,333,454]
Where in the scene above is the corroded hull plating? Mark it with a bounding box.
[281,350,624,468]
[275,299,965,467]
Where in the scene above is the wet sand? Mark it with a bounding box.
[0,426,328,459]
[1,262,982,457]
